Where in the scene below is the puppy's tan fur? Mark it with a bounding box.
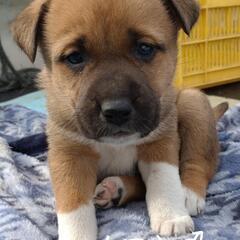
[12,0,227,238]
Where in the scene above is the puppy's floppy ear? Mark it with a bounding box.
[11,0,49,62]
[162,0,200,35]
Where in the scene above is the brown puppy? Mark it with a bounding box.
[11,0,227,239]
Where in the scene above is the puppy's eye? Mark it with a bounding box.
[66,52,85,65]
[135,42,156,61]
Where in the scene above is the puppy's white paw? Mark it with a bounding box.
[94,177,125,209]
[58,203,97,240]
[184,187,205,216]
[151,215,194,237]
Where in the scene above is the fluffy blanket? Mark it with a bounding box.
[0,104,240,240]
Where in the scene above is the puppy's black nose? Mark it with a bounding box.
[101,99,132,126]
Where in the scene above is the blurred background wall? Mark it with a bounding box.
[0,0,43,70]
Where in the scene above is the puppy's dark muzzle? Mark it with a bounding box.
[101,99,132,126]
[78,66,160,140]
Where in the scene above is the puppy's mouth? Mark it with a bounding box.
[99,128,139,139]
[99,131,141,145]
[112,131,131,138]
[77,104,160,143]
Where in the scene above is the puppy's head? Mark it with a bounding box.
[12,0,199,143]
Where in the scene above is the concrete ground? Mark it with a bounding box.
[208,94,239,108]
[205,82,240,100]
[205,82,240,107]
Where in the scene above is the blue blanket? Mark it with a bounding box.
[0,104,240,240]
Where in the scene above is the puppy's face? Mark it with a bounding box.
[12,0,199,143]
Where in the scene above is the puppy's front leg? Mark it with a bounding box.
[48,139,99,240]
[138,137,193,237]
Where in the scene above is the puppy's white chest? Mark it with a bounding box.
[96,144,137,179]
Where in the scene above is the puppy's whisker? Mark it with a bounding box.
[57,113,77,131]
[136,121,152,134]
[96,127,105,138]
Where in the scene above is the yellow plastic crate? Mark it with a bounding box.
[175,0,240,89]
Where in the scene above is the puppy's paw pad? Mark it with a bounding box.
[94,177,124,209]
[152,215,194,237]
[184,187,205,216]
